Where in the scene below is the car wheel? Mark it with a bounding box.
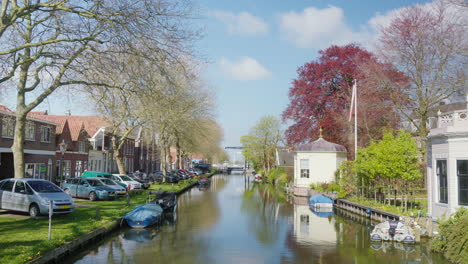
[89,192,97,201]
[64,189,71,195]
[29,204,40,218]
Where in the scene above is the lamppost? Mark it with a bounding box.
[59,140,67,184]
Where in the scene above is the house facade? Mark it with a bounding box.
[427,96,468,219]
[293,136,347,196]
[31,114,91,179]
[134,129,160,173]
[0,106,57,181]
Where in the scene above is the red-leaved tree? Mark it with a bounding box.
[282,44,408,158]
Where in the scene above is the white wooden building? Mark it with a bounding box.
[427,96,468,219]
[293,135,347,196]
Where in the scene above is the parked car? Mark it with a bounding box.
[165,171,179,183]
[97,178,127,197]
[129,175,150,189]
[112,174,142,191]
[62,178,116,201]
[0,178,74,217]
[81,171,127,189]
[149,171,164,183]
[81,171,113,179]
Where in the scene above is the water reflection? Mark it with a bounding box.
[64,175,447,264]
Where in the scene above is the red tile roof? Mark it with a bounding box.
[28,110,48,116]
[32,115,68,134]
[32,115,104,140]
[0,105,13,112]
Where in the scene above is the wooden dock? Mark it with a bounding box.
[335,199,401,222]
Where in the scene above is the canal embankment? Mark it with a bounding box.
[0,172,216,264]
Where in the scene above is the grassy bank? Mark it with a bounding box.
[347,196,428,217]
[0,174,211,264]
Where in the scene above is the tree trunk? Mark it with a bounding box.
[112,135,126,174]
[176,136,182,170]
[12,112,26,178]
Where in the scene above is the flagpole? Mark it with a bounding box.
[354,80,358,160]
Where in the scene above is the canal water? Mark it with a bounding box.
[64,174,447,264]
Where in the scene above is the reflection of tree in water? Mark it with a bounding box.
[241,183,288,246]
[125,175,230,263]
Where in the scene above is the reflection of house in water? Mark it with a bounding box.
[292,197,336,247]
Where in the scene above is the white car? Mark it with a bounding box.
[111,174,142,190]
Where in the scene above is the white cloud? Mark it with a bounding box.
[279,6,372,49]
[219,57,272,81]
[211,11,269,35]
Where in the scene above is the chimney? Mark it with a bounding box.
[65,110,71,116]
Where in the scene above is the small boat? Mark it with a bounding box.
[197,177,211,186]
[310,206,334,217]
[309,194,334,209]
[150,191,178,212]
[370,220,416,244]
[124,203,163,228]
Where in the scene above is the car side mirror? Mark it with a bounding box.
[19,190,26,194]
[84,183,89,187]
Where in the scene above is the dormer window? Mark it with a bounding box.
[78,141,86,153]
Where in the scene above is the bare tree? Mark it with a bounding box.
[0,0,198,178]
[377,0,467,160]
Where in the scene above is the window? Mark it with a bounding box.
[300,159,309,178]
[25,163,47,179]
[0,180,14,191]
[14,181,25,193]
[78,141,86,153]
[75,161,83,177]
[41,126,51,142]
[457,160,468,206]
[62,160,71,177]
[25,122,35,140]
[436,160,448,204]
[1,118,14,137]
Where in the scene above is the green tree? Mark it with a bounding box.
[241,116,282,174]
[355,130,422,210]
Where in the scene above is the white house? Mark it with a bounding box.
[427,95,468,219]
[293,134,347,196]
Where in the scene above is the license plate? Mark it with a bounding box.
[60,205,70,209]
[119,192,126,194]
[109,194,115,196]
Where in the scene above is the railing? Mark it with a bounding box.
[438,109,468,128]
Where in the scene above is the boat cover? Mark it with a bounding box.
[125,204,163,221]
[309,194,333,205]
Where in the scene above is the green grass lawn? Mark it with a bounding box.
[347,196,428,217]
[0,177,201,264]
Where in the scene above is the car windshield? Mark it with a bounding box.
[101,179,117,185]
[27,181,62,193]
[120,175,133,181]
[88,180,104,186]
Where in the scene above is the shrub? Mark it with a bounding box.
[431,207,468,264]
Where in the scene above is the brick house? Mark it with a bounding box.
[0,106,57,181]
[134,128,160,173]
[31,114,91,179]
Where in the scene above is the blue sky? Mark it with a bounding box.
[196,0,432,149]
[0,0,433,153]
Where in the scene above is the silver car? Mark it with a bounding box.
[0,178,75,217]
